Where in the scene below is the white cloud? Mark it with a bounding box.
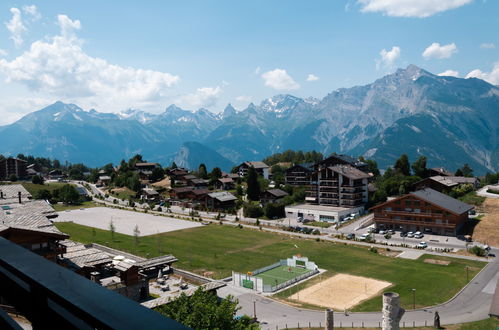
[57,14,81,38]
[5,8,27,47]
[261,68,300,90]
[376,46,401,70]
[422,42,457,59]
[0,14,179,113]
[175,86,222,109]
[0,49,7,57]
[306,74,319,82]
[22,5,41,21]
[480,43,495,49]
[358,0,473,18]
[438,70,459,77]
[466,62,499,85]
[236,95,252,102]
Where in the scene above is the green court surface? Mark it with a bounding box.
[257,265,310,286]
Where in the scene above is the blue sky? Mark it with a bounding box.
[0,0,498,124]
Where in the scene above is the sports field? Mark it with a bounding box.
[257,265,310,286]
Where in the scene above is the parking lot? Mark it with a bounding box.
[55,207,202,236]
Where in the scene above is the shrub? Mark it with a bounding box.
[468,246,486,257]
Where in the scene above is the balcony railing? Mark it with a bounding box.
[376,210,450,218]
[373,217,456,229]
[0,237,186,329]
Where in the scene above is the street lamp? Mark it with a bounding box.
[411,288,416,309]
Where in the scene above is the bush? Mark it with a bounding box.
[468,246,486,257]
[312,229,321,235]
[243,203,264,218]
[384,234,392,239]
[32,175,44,185]
[369,247,378,253]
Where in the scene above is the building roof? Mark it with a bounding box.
[286,163,314,173]
[142,188,159,196]
[430,167,453,176]
[265,189,289,198]
[170,187,194,194]
[99,175,112,181]
[135,162,159,167]
[0,184,31,200]
[421,176,478,187]
[318,154,365,167]
[190,178,209,185]
[135,255,178,269]
[329,165,370,180]
[192,189,210,196]
[241,161,269,169]
[208,191,237,202]
[411,188,474,215]
[183,174,197,180]
[218,178,234,184]
[0,157,27,163]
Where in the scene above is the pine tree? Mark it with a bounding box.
[246,166,260,201]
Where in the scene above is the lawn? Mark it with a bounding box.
[22,182,68,195]
[52,201,98,212]
[55,222,486,312]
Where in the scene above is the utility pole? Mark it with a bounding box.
[253,301,256,320]
[466,266,469,282]
[412,288,416,309]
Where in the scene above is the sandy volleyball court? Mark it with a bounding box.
[289,273,392,310]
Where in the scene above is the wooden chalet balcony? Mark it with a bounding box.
[320,178,339,182]
[375,210,449,218]
[373,216,456,229]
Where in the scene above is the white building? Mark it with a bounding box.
[285,204,364,223]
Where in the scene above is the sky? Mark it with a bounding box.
[0,0,498,125]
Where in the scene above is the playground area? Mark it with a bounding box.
[233,256,319,293]
[289,273,392,310]
[258,265,311,286]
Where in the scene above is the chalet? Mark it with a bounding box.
[26,163,42,177]
[140,188,160,202]
[205,191,237,210]
[428,167,453,177]
[315,154,368,173]
[261,189,288,205]
[134,162,159,171]
[414,176,479,193]
[215,178,234,190]
[222,172,240,180]
[192,189,211,201]
[371,188,474,236]
[137,170,153,181]
[0,157,27,180]
[0,184,68,262]
[48,169,65,180]
[168,168,189,181]
[169,187,195,200]
[237,161,270,179]
[189,178,209,189]
[307,164,370,208]
[97,175,112,186]
[285,163,315,186]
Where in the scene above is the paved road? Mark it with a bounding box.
[220,254,499,329]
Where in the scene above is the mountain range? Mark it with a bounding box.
[0,65,498,174]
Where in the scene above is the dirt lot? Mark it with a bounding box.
[289,273,392,310]
[472,198,499,247]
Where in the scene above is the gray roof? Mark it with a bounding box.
[0,184,31,200]
[242,161,269,169]
[218,178,234,183]
[208,191,237,202]
[426,176,477,187]
[265,189,289,198]
[329,165,370,180]
[142,188,159,195]
[411,188,474,215]
[135,255,178,269]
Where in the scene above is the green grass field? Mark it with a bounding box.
[52,201,98,212]
[54,222,486,312]
[257,265,310,286]
[21,182,69,195]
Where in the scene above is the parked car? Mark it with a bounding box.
[407,232,414,238]
[417,241,428,248]
[400,232,407,237]
[346,233,355,240]
[359,233,371,241]
[414,233,424,239]
[387,229,395,235]
[367,227,376,233]
[379,230,386,235]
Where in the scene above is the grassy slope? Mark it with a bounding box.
[21,182,68,195]
[55,222,485,312]
[52,201,98,212]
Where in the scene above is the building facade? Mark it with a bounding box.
[0,158,27,180]
[370,188,473,236]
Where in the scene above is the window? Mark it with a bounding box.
[31,243,41,250]
[405,200,412,205]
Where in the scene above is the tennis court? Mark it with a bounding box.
[257,265,310,286]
